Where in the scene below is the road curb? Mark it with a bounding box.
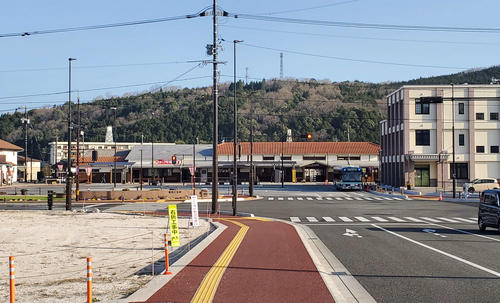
[115,221,227,303]
[272,217,375,303]
[369,190,409,200]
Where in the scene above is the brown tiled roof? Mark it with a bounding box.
[218,142,380,155]
[0,139,23,151]
[18,156,41,163]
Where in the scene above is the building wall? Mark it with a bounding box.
[0,150,18,183]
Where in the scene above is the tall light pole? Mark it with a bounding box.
[111,107,117,189]
[20,106,29,183]
[232,39,243,216]
[281,138,285,188]
[140,134,143,191]
[451,84,456,198]
[66,58,76,211]
[211,0,220,214]
[76,97,81,201]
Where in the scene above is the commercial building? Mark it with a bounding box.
[0,139,23,184]
[17,156,41,182]
[380,84,500,190]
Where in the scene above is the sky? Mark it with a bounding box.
[1,0,500,113]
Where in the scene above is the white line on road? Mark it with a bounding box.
[278,197,284,200]
[268,197,274,200]
[453,217,476,223]
[297,197,303,200]
[382,197,393,200]
[323,216,335,222]
[287,197,293,200]
[307,197,313,200]
[316,197,323,200]
[290,217,301,223]
[404,217,425,222]
[326,197,332,200]
[420,217,443,223]
[388,217,406,222]
[306,217,319,222]
[372,216,389,222]
[345,198,353,201]
[372,224,500,278]
[354,216,371,222]
[393,198,402,201]
[469,217,477,221]
[426,223,500,243]
[339,217,354,222]
[335,197,343,200]
[374,197,383,200]
[363,197,373,200]
[437,217,461,223]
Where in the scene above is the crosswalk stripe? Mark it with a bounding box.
[339,217,353,222]
[268,197,274,200]
[453,217,476,223]
[278,197,284,200]
[316,197,323,200]
[363,197,373,200]
[406,198,413,200]
[306,217,318,222]
[437,217,461,223]
[382,197,393,200]
[345,197,353,200]
[469,217,477,221]
[307,197,313,200]
[297,197,303,200]
[372,216,389,222]
[388,216,406,222]
[374,197,383,200]
[290,217,301,222]
[335,197,343,200]
[287,197,293,200]
[323,217,335,222]
[420,217,443,223]
[404,217,425,222]
[393,198,402,200]
[355,216,371,222]
[326,197,333,200]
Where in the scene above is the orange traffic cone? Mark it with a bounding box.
[324,179,328,185]
[439,192,443,201]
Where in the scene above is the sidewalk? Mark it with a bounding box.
[128,217,335,303]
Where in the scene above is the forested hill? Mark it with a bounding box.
[1,65,500,162]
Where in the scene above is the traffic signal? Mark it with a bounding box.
[171,155,177,165]
[306,133,312,140]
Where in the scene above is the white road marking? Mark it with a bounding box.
[326,197,333,200]
[388,217,406,222]
[297,197,303,200]
[453,217,476,223]
[343,228,362,238]
[339,217,354,222]
[393,198,402,201]
[420,217,443,223]
[335,197,343,200]
[306,217,319,222]
[404,217,425,222]
[426,223,500,243]
[374,197,383,201]
[372,216,389,222]
[345,197,353,200]
[306,197,313,200]
[290,217,301,223]
[355,216,371,222]
[316,197,323,200]
[406,198,413,200]
[437,217,461,223]
[373,224,500,278]
[287,197,293,200]
[469,217,477,221]
[382,197,393,200]
[323,216,335,222]
[363,197,374,200]
[268,197,274,200]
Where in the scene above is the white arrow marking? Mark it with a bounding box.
[343,228,362,238]
[423,228,447,238]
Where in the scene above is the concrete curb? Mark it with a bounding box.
[114,221,227,303]
[271,217,375,303]
[369,190,409,200]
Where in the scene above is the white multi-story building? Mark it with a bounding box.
[0,139,23,184]
[380,84,500,189]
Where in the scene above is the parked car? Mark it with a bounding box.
[478,189,500,232]
[464,178,500,193]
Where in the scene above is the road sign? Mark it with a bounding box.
[343,228,362,238]
[190,195,200,227]
[168,205,180,247]
[85,167,92,175]
[189,167,196,176]
[58,164,63,171]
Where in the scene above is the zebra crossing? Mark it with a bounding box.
[288,216,478,224]
[266,194,410,201]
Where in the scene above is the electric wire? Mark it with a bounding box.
[251,0,359,16]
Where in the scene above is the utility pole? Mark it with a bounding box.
[111,107,117,189]
[151,137,154,185]
[249,103,254,197]
[280,52,283,79]
[452,84,456,198]
[20,106,29,183]
[211,0,219,214]
[193,140,196,195]
[232,40,243,216]
[66,58,76,211]
[76,97,81,202]
[140,134,143,191]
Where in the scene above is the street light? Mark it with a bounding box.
[451,84,457,198]
[66,57,76,211]
[111,107,117,189]
[232,39,243,216]
[19,106,29,183]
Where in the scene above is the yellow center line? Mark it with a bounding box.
[191,219,249,303]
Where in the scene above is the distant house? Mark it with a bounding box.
[17,156,41,182]
[0,139,23,184]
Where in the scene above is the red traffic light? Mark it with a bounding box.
[172,155,177,164]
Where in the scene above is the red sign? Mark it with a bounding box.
[57,164,63,171]
[155,159,172,165]
[85,167,92,175]
[189,167,196,175]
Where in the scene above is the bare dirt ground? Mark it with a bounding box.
[0,210,210,303]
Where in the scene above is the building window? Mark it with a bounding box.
[281,156,291,160]
[491,146,499,153]
[476,113,484,120]
[459,134,465,146]
[451,163,468,179]
[303,156,326,161]
[337,156,361,161]
[415,130,430,146]
[458,103,465,115]
[490,112,499,120]
[415,102,430,114]
[476,146,485,153]
[263,156,274,161]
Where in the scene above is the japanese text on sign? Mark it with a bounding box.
[168,204,180,247]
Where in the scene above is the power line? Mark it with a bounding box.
[0,13,202,38]
[221,24,500,46]
[227,12,500,33]
[240,42,468,69]
[251,0,359,16]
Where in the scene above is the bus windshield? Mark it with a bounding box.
[342,171,362,182]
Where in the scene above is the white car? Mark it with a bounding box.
[464,178,500,193]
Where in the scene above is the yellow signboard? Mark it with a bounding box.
[168,204,180,247]
[292,169,296,183]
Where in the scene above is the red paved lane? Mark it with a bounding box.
[214,219,333,303]
[135,218,334,303]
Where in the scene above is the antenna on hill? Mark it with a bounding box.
[491,77,500,84]
[280,52,283,79]
[245,67,248,84]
